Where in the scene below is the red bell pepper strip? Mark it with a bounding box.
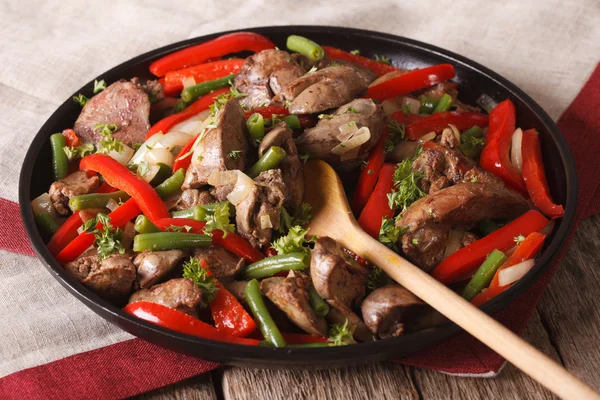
[479,100,527,194]
[431,210,549,284]
[62,128,81,147]
[521,129,565,218]
[47,211,82,255]
[194,259,257,337]
[244,106,289,120]
[351,130,388,214]
[365,64,456,102]
[56,198,141,263]
[80,154,169,223]
[123,301,259,346]
[163,58,245,96]
[145,87,230,140]
[154,218,264,263]
[472,232,546,306]
[172,133,200,173]
[212,230,264,263]
[404,112,489,140]
[96,181,118,194]
[357,164,396,239]
[322,46,398,77]
[149,32,276,77]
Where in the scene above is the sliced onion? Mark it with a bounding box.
[31,193,56,218]
[169,109,211,135]
[155,131,194,154]
[182,76,197,89]
[448,124,461,142]
[386,140,419,163]
[340,146,361,161]
[498,259,535,287]
[141,164,161,183]
[418,131,437,142]
[332,127,371,155]
[381,98,403,116]
[444,229,464,259]
[511,128,523,173]
[145,147,175,169]
[476,93,498,113]
[106,198,120,212]
[129,132,164,166]
[402,97,420,114]
[208,170,255,206]
[260,215,273,229]
[107,144,134,165]
[337,122,359,141]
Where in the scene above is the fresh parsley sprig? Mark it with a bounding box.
[81,213,125,260]
[94,123,124,154]
[328,320,356,346]
[182,257,219,307]
[203,202,235,237]
[73,93,88,107]
[93,79,107,94]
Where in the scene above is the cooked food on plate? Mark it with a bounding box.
[33,32,564,348]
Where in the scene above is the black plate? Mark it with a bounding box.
[19,26,577,368]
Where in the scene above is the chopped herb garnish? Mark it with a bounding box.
[63,143,94,161]
[272,225,313,257]
[73,94,88,107]
[203,202,235,237]
[378,216,406,251]
[385,120,406,153]
[328,320,356,346]
[360,160,368,169]
[345,107,358,114]
[514,234,526,245]
[228,150,242,159]
[137,160,149,177]
[412,238,419,246]
[330,61,343,67]
[94,123,124,154]
[374,54,391,65]
[182,257,219,307]
[462,134,485,147]
[318,113,334,120]
[401,104,412,115]
[350,49,361,55]
[307,66,318,74]
[299,153,311,163]
[81,213,125,260]
[387,153,426,211]
[93,79,107,94]
[132,143,142,151]
[166,225,192,233]
[366,266,386,292]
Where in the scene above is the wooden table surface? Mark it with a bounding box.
[136,214,600,400]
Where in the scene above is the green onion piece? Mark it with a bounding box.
[134,215,161,234]
[286,35,325,61]
[432,93,454,113]
[69,191,130,211]
[34,213,59,235]
[149,163,173,186]
[281,115,301,130]
[308,285,330,317]
[462,249,507,300]
[180,74,236,103]
[247,113,265,141]
[479,220,499,237]
[246,146,287,178]
[419,96,440,114]
[50,133,69,181]
[241,252,309,280]
[133,232,212,252]
[154,168,185,198]
[244,279,287,348]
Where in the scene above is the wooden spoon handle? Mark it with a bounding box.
[348,229,599,400]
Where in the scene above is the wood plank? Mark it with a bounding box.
[134,373,217,400]
[412,310,560,399]
[222,363,418,400]
[536,214,600,392]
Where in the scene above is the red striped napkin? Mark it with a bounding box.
[1,63,598,400]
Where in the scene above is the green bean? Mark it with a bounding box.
[154,168,185,198]
[247,113,265,141]
[308,285,330,317]
[69,191,130,211]
[34,213,59,235]
[479,220,499,237]
[286,35,325,61]
[50,133,69,181]
[459,125,485,158]
[245,279,286,348]
[133,232,211,252]
[149,163,173,186]
[241,252,309,280]
[461,125,484,140]
[245,146,287,179]
[462,249,507,300]
[419,96,440,114]
[432,93,454,113]
[282,115,301,130]
[180,74,236,103]
[134,215,161,234]
[171,205,208,221]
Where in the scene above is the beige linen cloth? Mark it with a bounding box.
[0,0,598,377]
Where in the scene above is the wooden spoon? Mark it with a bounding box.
[303,159,598,400]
